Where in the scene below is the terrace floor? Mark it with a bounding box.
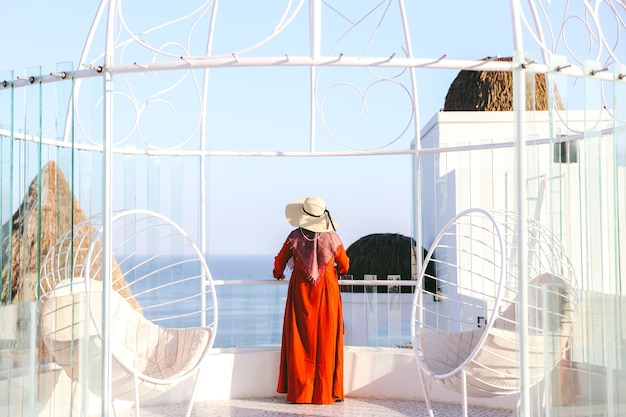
[117,396,626,417]
[120,396,513,417]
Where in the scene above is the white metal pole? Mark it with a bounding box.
[397,0,422,281]
[509,1,530,415]
[199,0,220,263]
[309,0,321,152]
[13,57,617,89]
[62,1,108,143]
[102,0,117,413]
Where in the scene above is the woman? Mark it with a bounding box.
[273,196,350,404]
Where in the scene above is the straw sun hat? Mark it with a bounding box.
[285,196,338,233]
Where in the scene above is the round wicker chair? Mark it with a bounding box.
[39,209,217,417]
[411,208,577,417]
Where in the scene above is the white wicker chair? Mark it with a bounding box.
[412,208,577,417]
[39,209,217,417]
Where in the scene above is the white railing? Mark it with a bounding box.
[212,278,418,349]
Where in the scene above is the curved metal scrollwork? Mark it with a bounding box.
[69,0,419,153]
[519,1,625,132]
[73,1,308,151]
[520,0,624,68]
[64,1,625,151]
[315,1,416,151]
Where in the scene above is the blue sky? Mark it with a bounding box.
[3,1,615,255]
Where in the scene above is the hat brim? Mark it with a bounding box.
[285,199,339,232]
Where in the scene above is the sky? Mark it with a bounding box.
[1,1,619,256]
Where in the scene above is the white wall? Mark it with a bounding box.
[146,346,516,409]
[419,109,620,293]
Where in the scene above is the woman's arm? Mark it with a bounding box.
[335,245,350,276]
[273,238,292,280]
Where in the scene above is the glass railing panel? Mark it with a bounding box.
[546,56,569,253]
[342,281,415,348]
[169,156,185,224]
[119,153,202,238]
[0,63,103,417]
[52,62,74,142]
[71,72,103,149]
[0,69,14,134]
[211,277,417,349]
[39,287,105,417]
[579,61,605,293]
[213,280,287,348]
[146,153,161,213]
[0,301,42,417]
[12,68,42,306]
[543,59,625,412]
[0,70,15,305]
[523,54,549,222]
[13,67,40,136]
[549,291,626,416]
[209,254,281,348]
[615,65,626,294]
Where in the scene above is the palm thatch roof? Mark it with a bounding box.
[1,160,82,303]
[443,57,564,111]
[344,233,436,294]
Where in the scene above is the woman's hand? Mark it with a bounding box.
[273,269,286,280]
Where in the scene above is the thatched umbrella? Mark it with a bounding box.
[443,56,564,111]
[344,233,436,294]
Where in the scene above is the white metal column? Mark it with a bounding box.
[509,1,530,415]
[101,0,118,414]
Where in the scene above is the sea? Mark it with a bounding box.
[207,253,275,282]
[133,253,413,349]
[206,254,288,348]
[205,254,414,349]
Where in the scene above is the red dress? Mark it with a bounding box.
[273,228,350,404]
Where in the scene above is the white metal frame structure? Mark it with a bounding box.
[0,1,624,416]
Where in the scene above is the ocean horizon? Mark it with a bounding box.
[207,254,288,348]
[207,253,276,281]
[126,253,412,349]
[205,253,413,349]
